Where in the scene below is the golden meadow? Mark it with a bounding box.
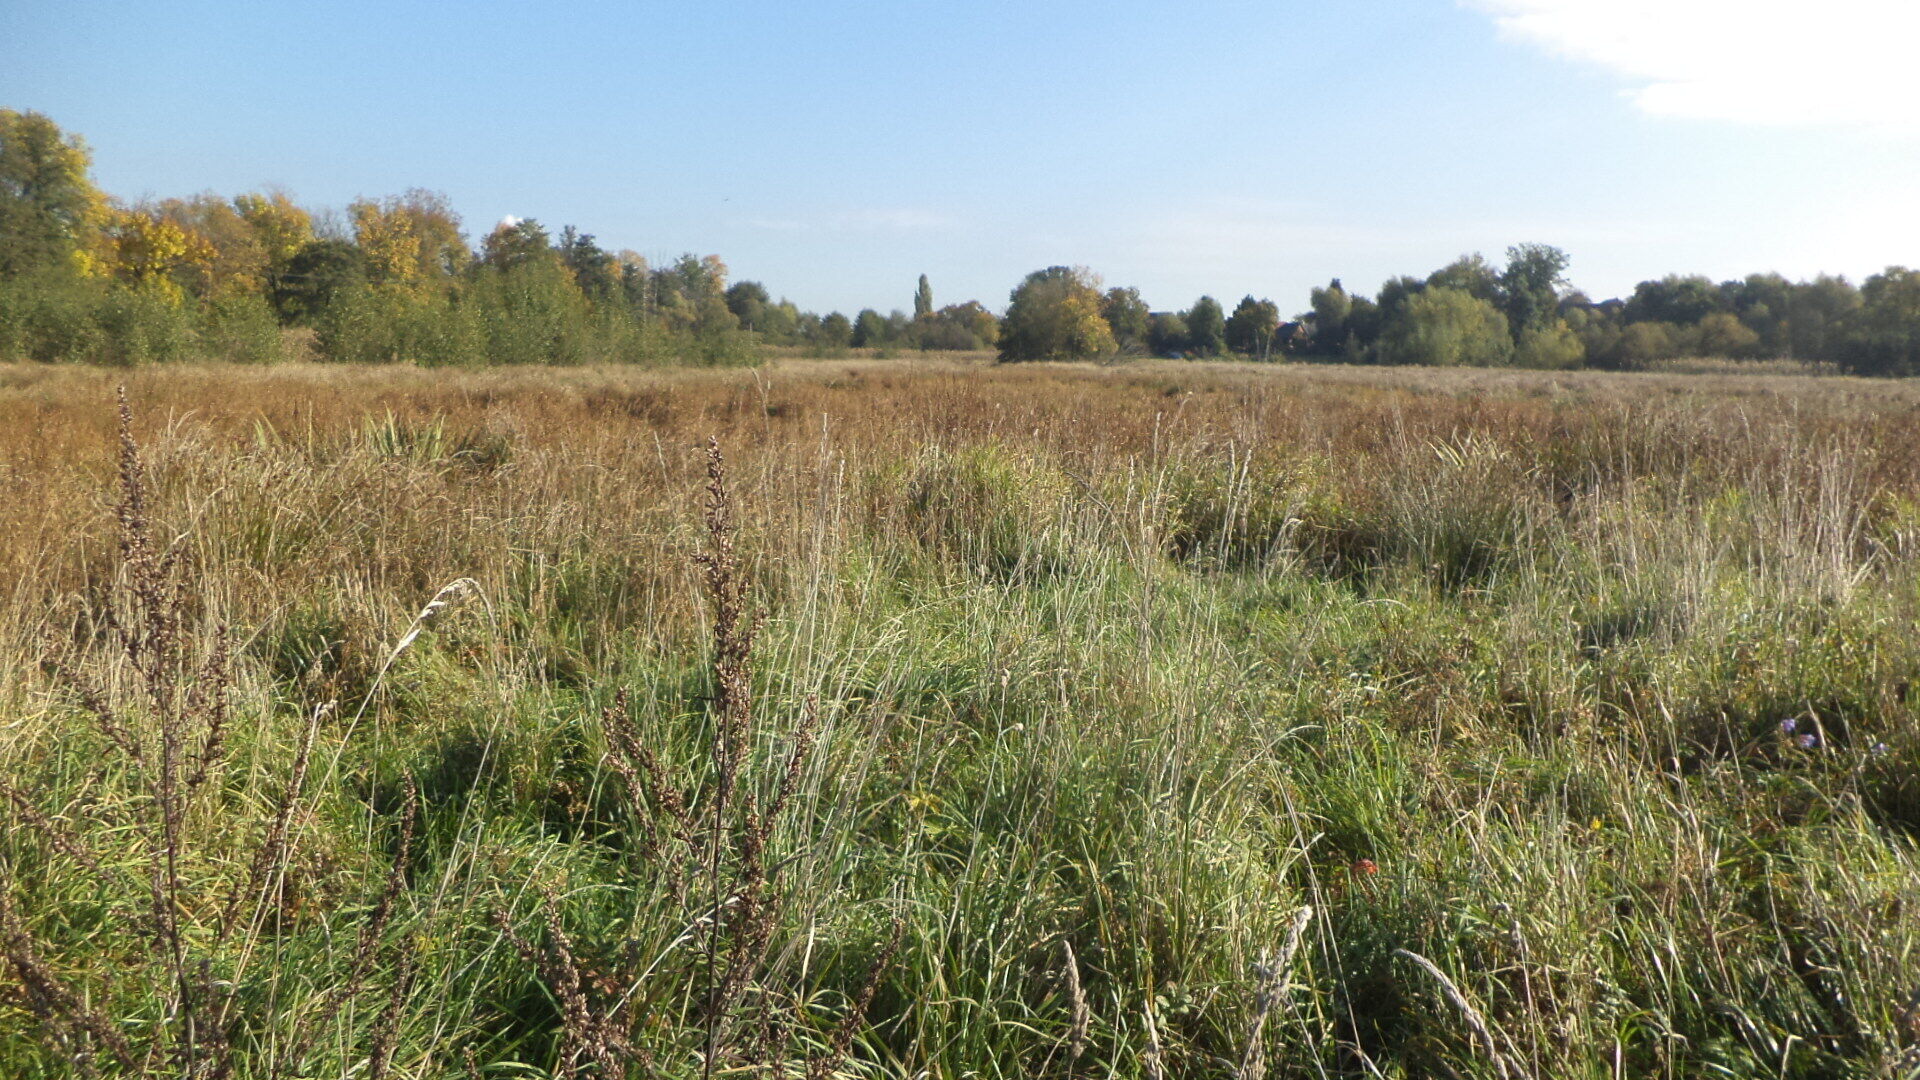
[2,358,1917,1078]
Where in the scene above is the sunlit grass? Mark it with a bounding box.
[1,359,1916,1079]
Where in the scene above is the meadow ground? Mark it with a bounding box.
[2,357,1918,1079]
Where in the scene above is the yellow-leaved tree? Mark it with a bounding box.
[106,207,214,302]
[233,190,314,273]
[349,189,468,289]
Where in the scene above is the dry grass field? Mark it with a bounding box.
[2,358,1918,1079]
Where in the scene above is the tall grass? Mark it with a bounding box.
[0,359,1916,1078]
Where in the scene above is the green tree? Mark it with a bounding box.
[558,226,619,300]
[1694,311,1761,357]
[852,308,890,348]
[1148,312,1189,356]
[923,301,998,350]
[997,266,1116,361]
[1786,275,1861,360]
[480,218,553,271]
[1184,295,1226,357]
[815,312,853,347]
[1625,274,1724,326]
[1565,304,1624,367]
[725,281,771,332]
[1375,286,1513,366]
[468,254,592,365]
[0,109,108,278]
[914,274,933,320]
[1100,286,1150,353]
[272,239,367,324]
[1376,275,1425,316]
[1427,255,1502,305]
[1726,272,1791,354]
[1500,242,1570,337]
[1345,296,1383,355]
[1307,279,1350,353]
[1224,295,1280,358]
[1615,321,1679,367]
[1835,267,1920,375]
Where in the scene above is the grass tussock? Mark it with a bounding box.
[0,358,1918,1078]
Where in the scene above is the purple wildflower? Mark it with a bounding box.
[1871,742,1891,757]
[1779,718,1798,734]
[1796,733,1819,750]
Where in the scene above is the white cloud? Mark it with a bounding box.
[496,214,523,229]
[1464,0,1920,132]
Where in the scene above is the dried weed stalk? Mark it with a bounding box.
[502,437,892,1079]
[0,391,418,1079]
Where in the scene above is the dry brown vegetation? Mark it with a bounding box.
[2,358,1918,1078]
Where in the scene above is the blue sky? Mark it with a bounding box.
[4,0,1915,315]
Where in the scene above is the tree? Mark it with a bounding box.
[997,266,1116,361]
[1615,321,1679,368]
[1725,272,1792,355]
[1184,295,1226,357]
[1625,274,1724,326]
[1307,279,1350,354]
[1100,287,1150,353]
[1148,312,1189,356]
[234,191,312,265]
[1375,286,1512,366]
[273,238,366,323]
[1345,296,1383,356]
[914,274,933,320]
[1500,242,1570,337]
[0,109,108,278]
[725,280,772,331]
[105,207,214,302]
[851,308,890,348]
[1786,275,1861,360]
[233,190,314,296]
[1835,267,1920,375]
[153,194,269,299]
[1427,255,1502,305]
[481,218,553,270]
[350,189,469,287]
[1376,275,1425,316]
[1224,295,1281,358]
[815,312,853,347]
[468,253,592,365]
[925,301,998,349]
[649,254,735,334]
[1694,311,1761,357]
[558,226,619,300]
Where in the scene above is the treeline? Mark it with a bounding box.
[7,109,1920,374]
[1002,247,1920,374]
[0,111,1001,366]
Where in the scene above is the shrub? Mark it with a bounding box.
[199,291,287,363]
[318,284,481,365]
[0,271,105,362]
[1513,318,1586,369]
[93,281,198,364]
